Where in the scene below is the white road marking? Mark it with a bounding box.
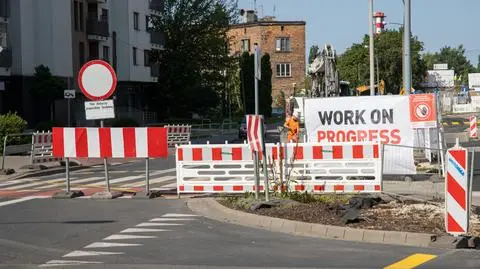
[120,228,172,233]
[84,242,142,248]
[103,234,157,240]
[122,176,176,187]
[162,213,199,217]
[136,222,183,227]
[35,177,104,190]
[63,250,123,257]
[149,218,196,221]
[0,196,46,207]
[39,260,102,267]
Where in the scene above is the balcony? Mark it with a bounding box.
[87,0,107,3]
[149,0,165,13]
[87,19,109,41]
[150,31,165,49]
[0,48,12,68]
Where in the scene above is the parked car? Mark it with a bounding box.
[238,117,267,140]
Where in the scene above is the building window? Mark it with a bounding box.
[276,63,291,77]
[79,2,84,32]
[101,8,108,21]
[241,39,250,53]
[133,47,137,65]
[74,1,79,31]
[144,50,150,66]
[145,15,150,32]
[133,12,139,30]
[79,42,85,65]
[276,37,291,52]
[103,46,110,62]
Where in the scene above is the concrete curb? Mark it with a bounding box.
[187,197,435,248]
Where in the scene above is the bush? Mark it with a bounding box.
[0,112,28,152]
[110,117,139,127]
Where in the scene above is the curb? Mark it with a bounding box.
[187,197,435,248]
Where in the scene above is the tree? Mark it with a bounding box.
[239,52,273,117]
[259,53,272,117]
[423,45,475,84]
[30,65,64,122]
[337,29,426,94]
[308,45,319,65]
[149,0,238,119]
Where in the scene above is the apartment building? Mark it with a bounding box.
[0,0,164,127]
[227,10,306,108]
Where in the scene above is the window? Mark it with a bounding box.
[73,1,79,31]
[145,15,150,32]
[276,63,291,77]
[240,39,250,52]
[101,8,108,21]
[133,47,137,65]
[79,2,84,32]
[144,50,150,66]
[79,42,85,65]
[133,12,139,30]
[103,46,110,62]
[276,37,291,52]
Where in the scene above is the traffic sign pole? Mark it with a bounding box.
[101,119,110,192]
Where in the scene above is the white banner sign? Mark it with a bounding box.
[304,96,416,174]
[85,99,115,120]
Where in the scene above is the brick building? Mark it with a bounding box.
[227,10,306,108]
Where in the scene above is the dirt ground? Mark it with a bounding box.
[220,194,480,236]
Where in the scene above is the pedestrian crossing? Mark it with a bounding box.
[0,167,178,197]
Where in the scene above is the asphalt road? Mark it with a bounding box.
[0,197,479,269]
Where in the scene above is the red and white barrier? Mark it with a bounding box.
[445,145,469,235]
[470,115,477,138]
[164,124,191,148]
[176,142,382,195]
[31,131,63,164]
[52,127,168,158]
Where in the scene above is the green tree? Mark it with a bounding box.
[30,65,64,122]
[308,45,319,65]
[239,52,272,117]
[423,45,475,84]
[259,53,272,117]
[0,112,28,152]
[337,29,426,94]
[149,0,238,119]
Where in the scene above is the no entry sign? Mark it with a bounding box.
[78,60,117,101]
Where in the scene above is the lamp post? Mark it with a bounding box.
[368,0,375,96]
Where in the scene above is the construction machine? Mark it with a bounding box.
[355,80,385,95]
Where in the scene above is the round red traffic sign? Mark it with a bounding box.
[78,60,117,101]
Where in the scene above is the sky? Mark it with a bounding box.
[237,0,480,67]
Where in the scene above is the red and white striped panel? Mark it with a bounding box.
[292,184,381,193]
[166,125,191,134]
[33,132,52,146]
[177,145,276,162]
[52,127,168,158]
[178,184,264,193]
[278,144,379,161]
[470,115,477,138]
[446,147,469,235]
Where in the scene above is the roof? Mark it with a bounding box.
[229,21,306,29]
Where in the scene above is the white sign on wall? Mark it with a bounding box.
[468,73,480,91]
[304,95,416,174]
[85,99,115,120]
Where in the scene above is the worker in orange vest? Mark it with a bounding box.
[284,112,299,142]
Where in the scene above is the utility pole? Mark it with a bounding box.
[253,43,260,200]
[369,0,375,96]
[403,0,411,95]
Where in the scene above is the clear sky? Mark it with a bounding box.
[237,0,480,67]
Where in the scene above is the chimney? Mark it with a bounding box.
[240,9,257,23]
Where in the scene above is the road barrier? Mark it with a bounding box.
[31,131,62,164]
[470,115,477,138]
[176,141,382,195]
[164,124,191,148]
